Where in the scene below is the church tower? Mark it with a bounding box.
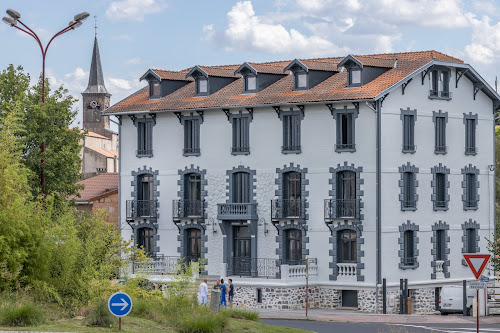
[82,36,111,138]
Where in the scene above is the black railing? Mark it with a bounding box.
[434,200,448,209]
[131,255,183,274]
[126,200,158,218]
[281,145,301,152]
[136,149,153,156]
[401,257,417,265]
[324,199,360,220]
[401,200,417,209]
[464,200,478,209]
[465,146,477,154]
[402,144,417,152]
[183,147,200,155]
[271,199,306,220]
[335,143,356,150]
[231,146,250,154]
[172,200,205,219]
[429,90,452,98]
[217,203,258,220]
[435,146,447,153]
[228,258,281,278]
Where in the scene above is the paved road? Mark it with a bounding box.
[261,319,500,333]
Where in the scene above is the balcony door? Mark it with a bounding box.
[233,225,251,275]
[184,173,201,216]
[337,230,357,263]
[283,172,301,217]
[138,174,154,216]
[286,229,302,265]
[186,228,201,262]
[336,171,356,217]
[232,172,250,203]
[138,227,154,257]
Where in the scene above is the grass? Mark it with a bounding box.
[0,301,45,326]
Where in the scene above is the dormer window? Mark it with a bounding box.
[295,72,308,90]
[429,67,451,99]
[350,69,361,85]
[245,75,257,93]
[150,82,160,99]
[196,78,208,95]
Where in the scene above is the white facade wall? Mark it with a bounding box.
[119,65,495,305]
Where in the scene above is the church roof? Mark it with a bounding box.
[83,36,109,95]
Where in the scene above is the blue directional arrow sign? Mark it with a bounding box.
[108,292,132,317]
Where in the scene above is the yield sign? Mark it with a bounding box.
[463,254,491,279]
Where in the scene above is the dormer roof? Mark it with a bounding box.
[140,69,193,82]
[337,54,396,69]
[285,58,339,72]
[337,54,363,69]
[234,62,257,76]
[186,65,238,79]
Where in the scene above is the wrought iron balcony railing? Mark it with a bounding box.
[401,200,417,210]
[126,200,158,218]
[136,149,153,156]
[402,144,417,152]
[335,143,356,151]
[429,90,452,98]
[434,145,448,153]
[401,257,417,266]
[217,203,258,220]
[183,147,200,155]
[231,146,250,154]
[271,199,306,220]
[172,200,205,220]
[324,199,360,220]
[464,200,478,210]
[281,145,301,153]
[465,146,477,155]
[434,200,448,209]
[228,257,281,278]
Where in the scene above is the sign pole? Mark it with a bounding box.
[476,288,479,333]
[305,257,309,318]
[119,317,122,331]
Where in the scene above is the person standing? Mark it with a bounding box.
[220,278,227,307]
[199,279,208,305]
[228,279,234,308]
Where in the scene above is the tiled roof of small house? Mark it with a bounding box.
[104,51,465,115]
[70,173,118,202]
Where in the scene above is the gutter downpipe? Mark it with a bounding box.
[375,98,382,313]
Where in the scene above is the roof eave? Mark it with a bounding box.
[140,69,162,82]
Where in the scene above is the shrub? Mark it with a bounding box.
[174,307,228,333]
[0,301,44,326]
[85,298,116,327]
[221,308,259,321]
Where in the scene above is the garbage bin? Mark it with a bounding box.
[210,290,221,312]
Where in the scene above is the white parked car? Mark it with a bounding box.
[439,285,475,315]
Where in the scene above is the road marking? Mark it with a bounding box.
[392,324,500,333]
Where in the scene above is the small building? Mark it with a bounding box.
[71,173,118,228]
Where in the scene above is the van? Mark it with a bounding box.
[439,285,475,315]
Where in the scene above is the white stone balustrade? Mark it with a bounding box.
[435,260,444,277]
[281,264,318,281]
[337,263,357,278]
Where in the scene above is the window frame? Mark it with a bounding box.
[337,229,357,263]
[433,111,448,154]
[464,113,478,155]
[285,229,303,265]
[281,111,302,154]
[138,227,154,257]
[294,71,308,91]
[349,69,362,86]
[464,173,478,210]
[229,113,251,155]
[244,75,257,93]
[136,118,154,157]
[429,67,452,100]
[150,81,161,99]
[232,171,251,203]
[196,77,208,96]
[402,114,416,153]
[332,107,358,153]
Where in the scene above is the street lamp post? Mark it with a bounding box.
[3,9,89,192]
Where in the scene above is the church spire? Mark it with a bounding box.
[83,36,109,95]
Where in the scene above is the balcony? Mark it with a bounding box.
[228,258,280,278]
[281,258,318,281]
[401,200,417,211]
[465,146,477,155]
[231,146,250,155]
[337,263,357,280]
[281,145,301,154]
[335,143,356,152]
[183,147,200,156]
[136,149,153,157]
[172,200,205,220]
[271,199,306,221]
[429,90,452,99]
[324,199,360,221]
[126,200,158,219]
[217,203,258,220]
[434,200,448,210]
[464,200,478,210]
[402,144,416,153]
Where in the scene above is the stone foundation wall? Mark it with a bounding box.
[234,285,437,314]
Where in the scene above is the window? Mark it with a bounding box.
[232,116,250,154]
[183,119,200,156]
[245,75,257,92]
[295,72,307,90]
[138,227,154,257]
[402,172,416,210]
[436,230,445,261]
[336,113,355,151]
[138,174,154,202]
[403,230,415,265]
[282,114,301,153]
[465,117,477,155]
[150,82,160,98]
[184,173,202,216]
[429,69,451,99]
[232,172,250,203]
[435,173,447,209]
[465,173,478,209]
[337,230,357,263]
[137,119,153,157]
[434,116,447,154]
[402,114,416,153]
[187,228,201,262]
[283,172,302,217]
[196,78,208,95]
[337,171,357,218]
[350,69,361,85]
[285,229,302,265]
[466,228,477,253]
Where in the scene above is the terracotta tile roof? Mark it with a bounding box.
[87,147,119,158]
[105,51,464,114]
[300,58,341,72]
[81,130,111,140]
[70,173,118,202]
[248,62,289,75]
[152,69,193,81]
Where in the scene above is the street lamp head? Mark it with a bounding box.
[2,16,16,26]
[6,9,20,20]
[74,12,89,22]
[68,20,82,29]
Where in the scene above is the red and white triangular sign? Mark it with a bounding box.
[463,254,491,279]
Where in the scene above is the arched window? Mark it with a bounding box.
[232,172,250,203]
[337,230,356,263]
[285,229,302,265]
[138,227,154,257]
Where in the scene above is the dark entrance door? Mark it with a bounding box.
[233,225,251,276]
[138,227,154,257]
[187,228,201,262]
[342,290,358,308]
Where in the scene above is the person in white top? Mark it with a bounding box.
[199,279,208,305]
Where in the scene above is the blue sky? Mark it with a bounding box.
[1,0,500,127]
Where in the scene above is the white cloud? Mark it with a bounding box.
[202,24,215,41]
[125,57,142,65]
[108,78,132,90]
[106,0,167,22]
[464,15,500,65]
[222,1,347,57]
[374,34,401,53]
[112,34,134,41]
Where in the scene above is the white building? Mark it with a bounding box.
[104,51,498,313]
